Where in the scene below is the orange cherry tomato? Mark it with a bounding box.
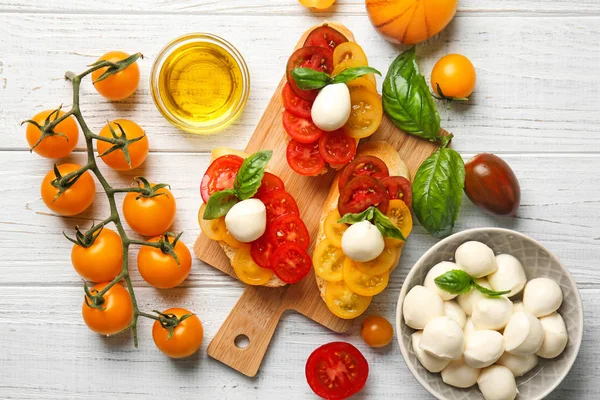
[361,315,394,347]
[25,109,79,159]
[96,119,148,171]
[82,282,133,335]
[122,186,176,236]
[137,235,191,289]
[91,51,140,101]
[431,54,476,99]
[40,163,96,216]
[152,308,204,358]
[298,0,336,10]
[71,228,123,282]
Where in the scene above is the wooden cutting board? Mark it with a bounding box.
[193,22,443,377]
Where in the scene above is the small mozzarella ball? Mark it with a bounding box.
[341,220,384,262]
[512,301,526,314]
[455,241,498,278]
[523,278,563,317]
[420,316,465,360]
[472,296,513,331]
[403,285,445,329]
[463,317,478,338]
[224,199,266,242]
[463,330,505,368]
[488,254,527,297]
[444,301,467,328]
[458,278,492,316]
[537,312,568,359]
[503,311,544,355]
[424,261,462,300]
[441,357,481,388]
[412,331,451,373]
[311,83,351,131]
[496,352,538,377]
[477,365,517,400]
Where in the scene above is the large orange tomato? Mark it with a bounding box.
[25,109,79,159]
[91,51,140,101]
[96,119,148,171]
[137,235,191,289]
[71,228,123,282]
[152,308,204,358]
[366,0,458,45]
[82,282,133,335]
[40,163,96,216]
[122,185,176,236]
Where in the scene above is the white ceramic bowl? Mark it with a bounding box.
[396,227,583,400]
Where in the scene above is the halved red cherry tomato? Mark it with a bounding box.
[286,46,334,101]
[255,172,285,198]
[381,176,413,208]
[282,83,313,119]
[257,189,300,222]
[305,342,369,400]
[270,242,312,284]
[282,111,324,144]
[268,214,310,250]
[338,155,389,191]
[286,140,326,176]
[338,175,389,216]
[304,26,349,52]
[319,130,356,165]
[200,155,244,203]
[250,235,275,269]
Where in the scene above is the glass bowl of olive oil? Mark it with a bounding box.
[151,33,250,134]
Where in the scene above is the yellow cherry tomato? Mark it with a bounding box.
[40,163,96,216]
[25,109,79,159]
[122,185,176,237]
[298,0,336,10]
[91,51,140,101]
[333,59,375,86]
[218,218,245,249]
[361,315,394,348]
[71,228,122,282]
[323,208,347,248]
[325,281,372,320]
[137,236,192,289]
[198,205,225,241]
[354,246,397,276]
[96,119,148,171]
[82,282,133,335]
[385,199,413,247]
[333,42,369,67]
[313,239,345,282]
[431,54,476,99]
[346,77,378,94]
[343,88,383,139]
[152,308,203,359]
[232,245,273,286]
[343,258,390,296]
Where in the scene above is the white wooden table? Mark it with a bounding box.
[1,1,599,398]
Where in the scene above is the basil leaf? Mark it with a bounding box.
[332,66,381,85]
[413,147,465,238]
[337,207,375,225]
[291,68,332,90]
[434,269,474,295]
[203,189,239,220]
[473,282,511,298]
[372,208,405,241]
[234,150,272,200]
[382,47,441,141]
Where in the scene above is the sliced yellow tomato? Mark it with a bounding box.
[324,281,372,320]
[385,199,413,247]
[324,208,347,248]
[218,218,245,249]
[332,59,376,86]
[343,88,383,139]
[354,246,398,276]
[313,239,345,282]
[333,42,369,67]
[347,77,378,94]
[343,258,390,296]
[198,204,225,241]
[233,245,273,286]
[298,0,336,10]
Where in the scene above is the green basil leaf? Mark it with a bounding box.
[337,207,375,225]
[332,66,381,85]
[413,147,465,238]
[291,68,332,90]
[234,150,273,200]
[372,208,406,241]
[434,270,474,295]
[473,282,511,298]
[382,47,441,141]
[203,189,239,220]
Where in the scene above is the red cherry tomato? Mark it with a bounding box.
[200,155,244,203]
[282,83,313,119]
[338,155,389,191]
[286,140,326,176]
[282,111,324,144]
[270,242,312,284]
[338,175,389,216]
[256,189,300,222]
[286,46,334,101]
[250,235,275,269]
[268,214,310,250]
[305,342,369,400]
[304,26,349,52]
[381,176,413,208]
[319,130,356,165]
[255,172,285,198]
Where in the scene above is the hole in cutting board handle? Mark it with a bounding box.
[234,334,250,349]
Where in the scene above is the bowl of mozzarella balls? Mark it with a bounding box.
[396,227,583,400]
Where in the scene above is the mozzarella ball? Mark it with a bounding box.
[455,241,498,278]
[488,254,527,297]
[472,296,513,331]
[224,199,266,242]
[419,316,465,360]
[441,357,481,388]
[311,83,351,131]
[463,317,478,338]
[503,311,544,355]
[424,261,462,300]
[537,312,568,359]
[512,301,526,314]
[341,220,384,262]
[463,330,505,368]
[523,278,563,317]
[444,301,467,328]
[478,365,517,400]
[496,352,538,377]
[411,331,451,373]
[457,278,492,316]
[403,285,445,329]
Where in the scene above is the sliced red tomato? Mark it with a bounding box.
[319,130,356,165]
[282,111,324,144]
[255,172,285,198]
[305,342,369,400]
[338,155,389,192]
[250,235,274,270]
[304,26,349,52]
[286,46,334,101]
[268,214,310,250]
[286,140,326,176]
[257,189,300,222]
[200,155,244,203]
[338,175,389,216]
[282,83,313,119]
[381,176,413,208]
[270,243,312,284]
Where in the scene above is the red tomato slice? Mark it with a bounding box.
[305,342,369,400]
[268,214,310,250]
[250,235,274,270]
[286,140,326,176]
[255,172,285,198]
[200,154,244,203]
[286,46,334,101]
[304,26,349,52]
[338,175,389,216]
[319,130,357,165]
[270,242,312,284]
[283,111,324,144]
[282,83,313,119]
[338,155,389,192]
[256,189,300,222]
[381,176,413,208]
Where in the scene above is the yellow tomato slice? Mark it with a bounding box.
[313,239,345,282]
[323,208,347,248]
[324,281,372,320]
[333,42,369,67]
[218,218,245,249]
[233,245,273,286]
[354,246,398,276]
[343,258,390,296]
[198,204,225,241]
[343,88,383,139]
[332,59,376,86]
[298,0,336,10]
[347,77,378,95]
[385,199,413,247]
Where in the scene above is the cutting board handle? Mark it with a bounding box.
[207,285,287,377]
